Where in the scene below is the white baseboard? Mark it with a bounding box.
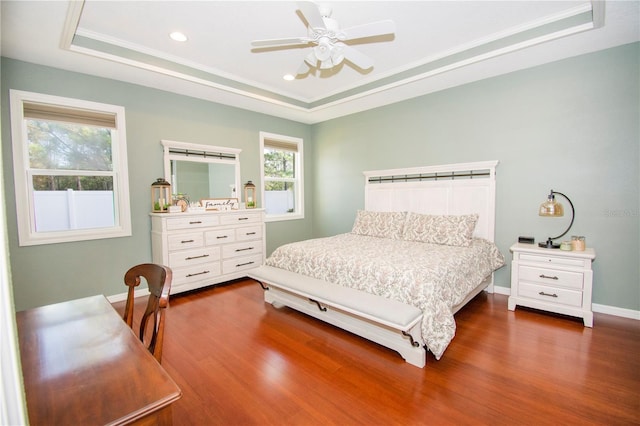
[493,285,511,296]
[108,284,640,321]
[592,303,640,320]
[493,285,640,321]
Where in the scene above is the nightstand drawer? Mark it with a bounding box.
[519,265,583,290]
[519,253,584,268]
[518,282,583,307]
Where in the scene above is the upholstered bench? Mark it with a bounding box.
[248,265,426,368]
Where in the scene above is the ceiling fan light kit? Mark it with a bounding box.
[251,1,395,75]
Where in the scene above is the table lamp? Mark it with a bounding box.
[538,189,574,248]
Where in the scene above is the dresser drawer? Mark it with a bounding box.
[519,253,584,268]
[166,215,220,230]
[222,241,262,259]
[236,225,262,241]
[518,282,583,307]
[169,247,220,268]
[220,212,262,226]
[172,263,221,287]
[519,265,583,290]
[168,232,204,251]
[205,229,236,246]
[222,254,263,275]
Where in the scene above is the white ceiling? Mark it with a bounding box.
[1,1,638,124]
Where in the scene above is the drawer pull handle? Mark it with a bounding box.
[185,254,209,260]
[186,270,210,277]
[189,221,202,224]
[238,217,249,221]
[236,261,255,268]
[538,291,558,298]
[235,247,254,252]
[216,235,229,239]
[246,232,256,236]
[181,239,195,244]
[539,274,559,280]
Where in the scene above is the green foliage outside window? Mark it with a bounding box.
[27,120,113,191]
[264,148,295,191]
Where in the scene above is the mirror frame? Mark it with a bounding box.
[161,140,241,204]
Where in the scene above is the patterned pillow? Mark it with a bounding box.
[351,210,407,240]
[402,212,478,247]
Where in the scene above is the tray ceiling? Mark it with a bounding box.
[1,1,638,123]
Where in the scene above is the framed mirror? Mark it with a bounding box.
[161,140,241,205]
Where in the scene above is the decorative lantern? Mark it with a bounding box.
[151,178,172,212]
[244,180,256,209]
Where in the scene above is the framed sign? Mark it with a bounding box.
[201,198,239,211]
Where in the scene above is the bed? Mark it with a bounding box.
[251,161,505,365]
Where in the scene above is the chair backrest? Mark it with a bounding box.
[123,263,172,363]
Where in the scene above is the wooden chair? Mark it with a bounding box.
[123,263,173,363]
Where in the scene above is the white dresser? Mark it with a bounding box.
[150,209,265,294]
[508,243,596,327]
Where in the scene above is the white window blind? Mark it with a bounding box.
[23,102,117,128]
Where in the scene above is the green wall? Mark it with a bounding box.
[2,42,639,313]
[1,58,312,311]
[311,42,639,311]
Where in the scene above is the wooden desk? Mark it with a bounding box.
[16,295,181,425]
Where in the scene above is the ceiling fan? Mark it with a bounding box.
[251,1,395,75]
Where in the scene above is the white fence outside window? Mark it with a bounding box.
[33,190,115,232]
[265,190,294,215]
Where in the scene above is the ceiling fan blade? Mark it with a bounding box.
[303,51,317,67]
[339,20,395,41]
[297,61,311,75]
[341,44,374,70]
[297,1,326,30]
[251,37,311,48]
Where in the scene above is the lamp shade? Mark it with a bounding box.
[539,192,564,217]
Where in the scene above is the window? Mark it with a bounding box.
[10,90,131,246]
[259,132,303,221]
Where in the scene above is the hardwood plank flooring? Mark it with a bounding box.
[113,279,640,425]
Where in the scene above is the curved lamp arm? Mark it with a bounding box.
[549,191,575,241]
[540,190,575,248]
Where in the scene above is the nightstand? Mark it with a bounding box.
[508,243,596,327]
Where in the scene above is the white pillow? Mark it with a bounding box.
[402,212,478,247]
[351,210,407,240]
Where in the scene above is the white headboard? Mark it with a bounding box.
[363,161,499,242]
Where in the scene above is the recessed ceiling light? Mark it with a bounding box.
[283,74,295,81]
[169,32,188,42]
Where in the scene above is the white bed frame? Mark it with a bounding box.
[253,161,499,367]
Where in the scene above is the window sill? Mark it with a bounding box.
[265,213,304,223]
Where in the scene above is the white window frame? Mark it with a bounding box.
[259,131,304,222]
[9,90,131,246]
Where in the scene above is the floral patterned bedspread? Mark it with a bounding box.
[265,233,505,359]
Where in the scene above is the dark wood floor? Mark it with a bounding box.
[114,279,640,425]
